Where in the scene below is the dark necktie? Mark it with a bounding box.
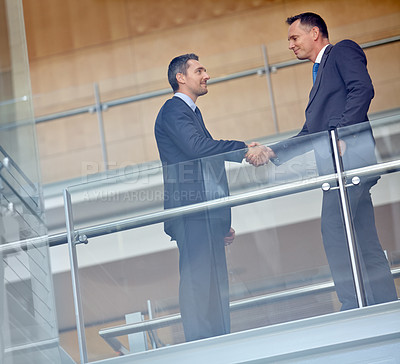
[194,107,210,137]
[195,106,202,121]
[313,63,320,83]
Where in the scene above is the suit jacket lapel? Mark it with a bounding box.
[308,44,333,106]
[173,96,212,138]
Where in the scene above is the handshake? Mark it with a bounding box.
[245,142,276,167]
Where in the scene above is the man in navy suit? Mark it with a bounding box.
[257,13,398,310]
[155,54,266,341]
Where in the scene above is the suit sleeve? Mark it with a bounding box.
[335,41,374,127]
[162,104,247,160]
[269,122,312,165]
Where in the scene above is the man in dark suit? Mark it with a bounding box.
[155,54,266,341]
[255,13,397,310]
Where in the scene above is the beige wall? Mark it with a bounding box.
[23,0,400,183]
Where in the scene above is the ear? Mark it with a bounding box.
[311,26,320,41]
[176,73,185,85]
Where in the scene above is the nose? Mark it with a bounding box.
[204,72,210,80]
[288,40,294,50]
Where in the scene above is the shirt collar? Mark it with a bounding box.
[315,44,330,64]
[174,92,196,112]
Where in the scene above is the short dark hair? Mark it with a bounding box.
[168,53,199,92]
[286,12,329,39]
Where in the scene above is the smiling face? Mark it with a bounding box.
[288,19,320,62]
[177,59,210,102]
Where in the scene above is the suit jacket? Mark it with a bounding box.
[155,96,246,241]
[272,40,377,178]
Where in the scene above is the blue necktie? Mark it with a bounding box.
[312,63,320,83]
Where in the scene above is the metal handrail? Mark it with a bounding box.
[0,145,38,193]
[99,267,400,339]
[0,170,44,224]
[4,338,60,355]
[72,173,337,241]
[53,159,400,247]
[34,35,400,124]
[99,281,335,339]
[0,36,398,125]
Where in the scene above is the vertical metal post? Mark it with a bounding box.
[147,299,157,349]
[330,130,366,308]
[64,189,88,363]
[93,82,109,172]
[261,44,279,134]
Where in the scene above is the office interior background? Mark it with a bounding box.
[1,0,400,363]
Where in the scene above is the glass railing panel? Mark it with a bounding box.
[65,162,178,362]
[1,238,60,364]
[371,117,400,295]
[372,113,400,163]
[230,131,332,195]
[0,98,42,190]
[336,123,400,308]
[0,145,42,222]
[72,225,180,362]
[64,130,357,361]
[1,0,61,362]
[0,115,59,364]
[67,161,164,232]
[0,149,60,363]
[203,131,343,329]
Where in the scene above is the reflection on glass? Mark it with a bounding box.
[65,131,348,360]
[336,123,398,308]
[68,161,164,231]
[372,116,400,163]
[161,149,247,342]
[61,117,400,361]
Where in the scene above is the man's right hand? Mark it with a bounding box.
[245,142,276,166]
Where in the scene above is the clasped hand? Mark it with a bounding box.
[245,142,275,166]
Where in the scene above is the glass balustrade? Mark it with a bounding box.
[59,125,400,363]
[0,1,61,362]
[337,122,400,307]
